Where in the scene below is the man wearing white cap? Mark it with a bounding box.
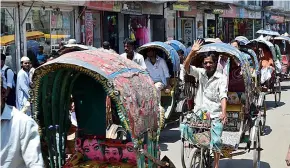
[16,56,31,115]
[67,39,77,44]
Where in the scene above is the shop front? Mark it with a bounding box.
[1,2,77,71]
[265,15,286,34]
[173,1,196,45]
[220,5,262,42]
[123,1,164,48]
[84,1,121,51]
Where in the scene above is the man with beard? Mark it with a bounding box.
[104,146,122,163]
[1,77,44,168]
[16,56,31,115]
[184,40,228,168]
[120,39,146,69]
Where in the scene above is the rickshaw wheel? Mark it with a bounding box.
[188,148,201,168]
[181,139,194,168]
[260,98,267,136]
[253,126,261,168]
[274,77,281,107]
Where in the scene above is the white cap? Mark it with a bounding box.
[67,39,77,44]
[21,56,30,62]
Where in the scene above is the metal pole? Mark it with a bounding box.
[15,3,21,72]
[215,14,219,38]
[21,1,34,26]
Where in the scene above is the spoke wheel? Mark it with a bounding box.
[189,148,201,168]
[260,98,267,136]
[253,126,261,168]
[274,77,281,107]
[181,139,194,168]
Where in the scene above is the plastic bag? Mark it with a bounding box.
[275,60,282,73]
[261,67,272,84]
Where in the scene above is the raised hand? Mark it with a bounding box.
[191,39,203,53]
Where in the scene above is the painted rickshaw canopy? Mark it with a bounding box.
[136,41,181,71]
[256,29,280,36]
[32,49,159,139]
[240,48,259,74]
[204,38,223,44]
[197,43,247,62]
[249,37,277,59]
[64,44,98,50]
[165,40,187,56]
[235,36,250,45]
[274,36,290,43]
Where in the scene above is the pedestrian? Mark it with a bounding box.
[1,77,44,168]
[37,46,47,65]
[103,41,111,50]
[1,53,16,106]
[120,38,146,69]
[16,56,31,115]
[184,39,228,168]
[186,42,192,56]
[67,39,77,44]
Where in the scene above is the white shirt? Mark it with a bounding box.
[189,66,228,118]
[16,69,30,112]
[1,104,44,168]
[145,56,170,86]
[120,52,147,69]
[1,65,15,89]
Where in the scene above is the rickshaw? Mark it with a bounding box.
[235,37,267,135]
[271,36,290,79]
[165,40,188,57]
[247,37,282,107]
[136,42,181,124]
[203,38,222,45]
[179,43,262,168]
[30,49,175,168]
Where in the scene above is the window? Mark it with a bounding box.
[1,7,16,71]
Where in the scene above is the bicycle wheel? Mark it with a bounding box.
[260,98,267,136]
[181,139,194,168]
[274,77,281,107]
[189,148,201,168]
[253,126,261,168]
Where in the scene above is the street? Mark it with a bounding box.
[160,80,290,168]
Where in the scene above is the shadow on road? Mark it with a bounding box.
[160,122,181,151]
[263,125,272,136]
[265,100,285,110]
[219,159,270,168]
[281,85,290,91]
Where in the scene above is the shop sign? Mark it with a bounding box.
[172,3,191,12]
[271,15,285,23]
[142,2,163,15]
[183,9,198,17]
[183,20,193,45]
[247,11,262,19]
[85,11,93,46]
[221,5,237,18]
[238,7,247,18]
[86,1,121,12]
[121,2,142,15]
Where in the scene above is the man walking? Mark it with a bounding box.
[184,40,228,168]
[1,77,44,168]
[16,56,31,115]
[1,54,16,106]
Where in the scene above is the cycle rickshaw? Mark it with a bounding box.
[137,42,181,125]
[179,43,262,168]
[30,49,175,168]
[247,37,282,107]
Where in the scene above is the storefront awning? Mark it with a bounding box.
[0,31,44,46]
[44,34,71,39]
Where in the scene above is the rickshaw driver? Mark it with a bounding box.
[184,40,228,168]
[145,48,171,98]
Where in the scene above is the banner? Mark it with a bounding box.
[85,11,93,46]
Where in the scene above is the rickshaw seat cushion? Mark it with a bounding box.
[227,92,246,105]
[226,104,242,112]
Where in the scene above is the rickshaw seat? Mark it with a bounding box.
[228,67,245,92]
[226,104,242,112]
[161,78,177,97]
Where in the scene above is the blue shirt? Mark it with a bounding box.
[37,53,46,63]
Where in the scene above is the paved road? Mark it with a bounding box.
[160,80,290,168]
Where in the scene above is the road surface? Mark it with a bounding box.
[160,80,290,168]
